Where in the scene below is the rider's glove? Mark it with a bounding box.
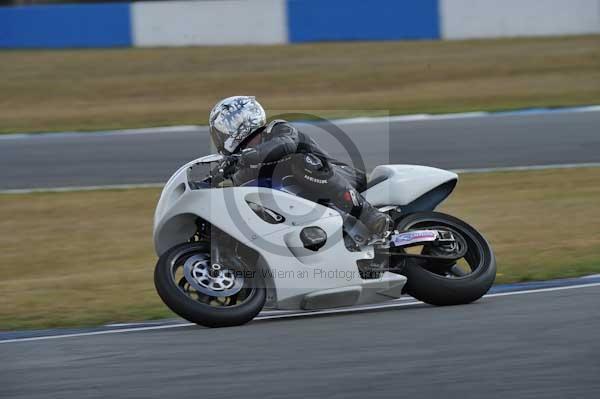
[219,155,239,178]
[239,148,260,167]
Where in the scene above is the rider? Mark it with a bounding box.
[208,95,393,241]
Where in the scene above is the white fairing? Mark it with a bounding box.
[153,160,457,311]
[363,165,458,207]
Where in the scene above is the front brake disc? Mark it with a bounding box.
[183,254,244,297]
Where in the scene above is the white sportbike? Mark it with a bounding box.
[153,154,496,327]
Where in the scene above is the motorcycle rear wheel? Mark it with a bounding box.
[392,211,496,306]
[154,242,266,327]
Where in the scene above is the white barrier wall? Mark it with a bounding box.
[131,0,287,47]
[7,0,598,49]
[441,0,600,39]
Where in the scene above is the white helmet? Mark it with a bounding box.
[209,96,267,154]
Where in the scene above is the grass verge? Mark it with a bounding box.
[1,35,600,133]
[1,167,599,330]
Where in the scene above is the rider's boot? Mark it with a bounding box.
[360,201,394,242]
[338,188,393,242]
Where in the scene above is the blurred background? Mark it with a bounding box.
[1,1,600,398]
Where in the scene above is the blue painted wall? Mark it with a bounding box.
[0,0,442,49]
[0,4,131,48]
[287,0,440,43]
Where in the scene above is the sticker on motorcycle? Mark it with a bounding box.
[390,230,438,247]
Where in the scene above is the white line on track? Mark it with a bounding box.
[2,281,599,345]
[2,162,599,194]
[0,125,199,141]
[0,183,164,194]
[453,162,600,174]
[330,105,600,126]
[1,104,599,141]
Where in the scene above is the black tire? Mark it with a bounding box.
[394,212,496,306]
[154,242,266,327]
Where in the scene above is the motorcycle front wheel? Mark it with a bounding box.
[154,242,266,327]
[392,211,496,306]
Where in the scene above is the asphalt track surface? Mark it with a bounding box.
[2,284,599,398]
[2,110,600,189]
[2,109,600,398]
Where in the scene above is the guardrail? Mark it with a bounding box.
[1,0,599,48]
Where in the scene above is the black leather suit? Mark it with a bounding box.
[231,120,391,238]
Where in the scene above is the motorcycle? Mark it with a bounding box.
[153,154,496,327]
